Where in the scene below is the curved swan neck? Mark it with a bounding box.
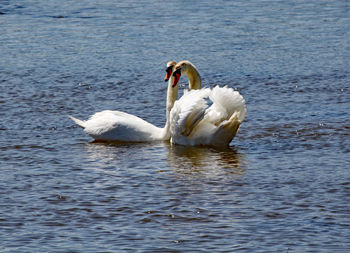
[159,73,178,140]
[166,74,178,120]
[186,64,202,90]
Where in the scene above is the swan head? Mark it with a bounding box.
[172,61,187,87]
[172,60,201,89]
[164,61,177,82]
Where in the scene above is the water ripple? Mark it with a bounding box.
[1,0,349,252]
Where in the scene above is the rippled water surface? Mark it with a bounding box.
[1,0,349,252]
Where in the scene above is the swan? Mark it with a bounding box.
[169,60,247,147]
[69,61,178,142]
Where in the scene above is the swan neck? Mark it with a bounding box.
[166,77,178,115]
[187,65,201,90]
[162,76,178,140]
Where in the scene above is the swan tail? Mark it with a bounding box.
[68,115,86,129]
[212,112,241,146]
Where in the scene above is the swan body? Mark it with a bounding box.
[69,110,169,142]
[170,61,247,147]
[69,61,178,142]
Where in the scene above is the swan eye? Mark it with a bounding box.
[172,68,181,77]
[165,66,174,82]
[166,66,173,74]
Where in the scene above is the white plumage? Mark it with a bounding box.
[170,88,211,137]
[170,86,246,146]
[69,110,168,142]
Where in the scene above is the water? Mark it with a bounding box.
[1,0,349,252]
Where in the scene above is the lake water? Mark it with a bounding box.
[1,0,349,252]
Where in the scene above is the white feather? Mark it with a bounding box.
[170,86,246,147]
[170,88,211,136]
[77,110,166,142]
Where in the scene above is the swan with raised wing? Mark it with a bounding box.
[69,61,178,142]
[170,60,247,147]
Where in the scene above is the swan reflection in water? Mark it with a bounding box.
[81,141,247,179]
[166,143,247,178]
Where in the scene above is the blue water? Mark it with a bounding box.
[1,0,349,252]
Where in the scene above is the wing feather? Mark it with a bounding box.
[170,89,211,137]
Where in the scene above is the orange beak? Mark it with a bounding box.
[164,70,172,81]
[172,69,181,87]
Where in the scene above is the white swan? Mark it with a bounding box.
[69,61,178,142]
[169,60,247,147]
